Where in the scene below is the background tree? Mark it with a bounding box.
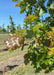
[18,24,21,30]
[9,15,16,33]
[0,26,2,32]
[2,24,6,32]
[7,25,10,32]
[16,26,19,30]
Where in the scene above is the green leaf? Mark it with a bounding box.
[50,4,54,9]
[33,23,41,33]
[39,8,44,16]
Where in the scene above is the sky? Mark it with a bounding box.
[0,0,50,29]
[0,0,26,28]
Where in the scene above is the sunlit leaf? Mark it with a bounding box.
[48,47,54,55]
[39,8,44,16]
[50,4,54,9]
